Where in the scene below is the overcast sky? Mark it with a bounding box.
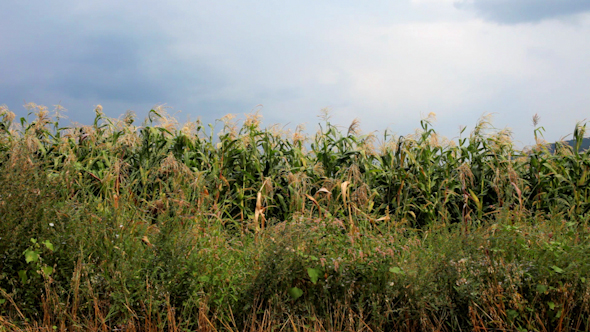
[1,0,589,146]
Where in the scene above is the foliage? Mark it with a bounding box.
[0,104,589,331]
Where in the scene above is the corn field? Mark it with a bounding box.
[1,105,588,228]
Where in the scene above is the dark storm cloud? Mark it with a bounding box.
[455,0,590,24]
[48,35,156,102]
[0,1,235,124]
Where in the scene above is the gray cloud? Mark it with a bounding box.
[455,0,590,24]
[0,1,241,124]
[1,0,589,146]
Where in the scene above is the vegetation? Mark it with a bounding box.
[548,137,590,153]
[1,103,589,331]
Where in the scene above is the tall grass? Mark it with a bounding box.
[0,104,589,331]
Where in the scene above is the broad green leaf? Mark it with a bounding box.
[42,266,53,276]
[24,249,39,263]
[389,267,405,275]
[506,309,518,320]
[42,240,54,251]
[536,284,548,294]
[18,270,27,284]
[288,287,303,299]
[551,265,564,274]
[307,268,320,284]
[547,301,555,310]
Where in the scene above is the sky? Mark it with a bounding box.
[1,0,589,146]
